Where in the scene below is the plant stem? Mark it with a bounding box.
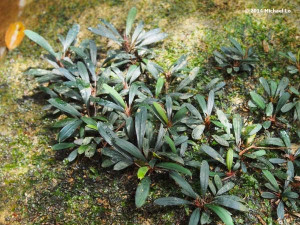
[93,79,97,116]
[239,145,288,156]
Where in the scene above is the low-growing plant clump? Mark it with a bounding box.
[23,7,299,225]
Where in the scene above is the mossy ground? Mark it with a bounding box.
[0,0,299,224]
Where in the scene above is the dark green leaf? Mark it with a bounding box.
[213,196,248,211]
[155,77,165,98]
[135,176,151,208]
[259,77,270,96]
[64,24,80,52]
[103,84,126,108]
[126,7,137,36]
[48,98,81,117]
[77,61,90,83]
[165,136,177,153]
[128,84,138,107]
[266,102,274,117]
[192,125,205,140]
[200,160,209,197]
[135,107,147,150]
[263,138,285,147]
[280,130,290,147]
[52,142,75,150]
[205,204,233,225]
[212,135,229,147]
[189,208,201,225]
[201,145,225,165]
[58,68,76,81]
[24,30,57,58]
[261,192,277,199]
[233,114,242,146]
[113,138,146,161]
[154,197,192,206]
[66,149,78,162]
[153,102,168,124]
[262,170,279,191]
[216,182,235,195]
[157,163,192,176]
[250,92,266,110]
[58,119,82,142]
[113,161,133,170]
[176,67,199,91]
[275,92,290,114]
[277,201,284,220]
[172,107,188,124]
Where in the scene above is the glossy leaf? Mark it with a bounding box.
[64,24,80,52]
[261,192,277,199]
[52,142,75,150]
[205,204,233,225]
[48,98,81,117]
[275,92,290,114]
[113,138,146,161]
[213,196,247,212]
[216,182,235,195]
[201,145,225,165]
[259,77,270,96]
[250,92,265,110]
[126,7,137,36]
[154,197,192,206]
[153,102,169,124]
[277,201,284,220]
[103,84,126,108]
[24,30,57,58]
[58,119,82,142]
[189,208,201,225]
[169,171,198,199]
[165,136,177,153]
[192,125,205,140]
[262,170,279,191]
[135,107,147,149]
[135,176,151,208]
[200,160,209,197]
[66,149,78,162]
[77,61,90,83]
[212,135,229,147]
[155,77,164,98]
[156,162,192,176]
[233,114,242,146]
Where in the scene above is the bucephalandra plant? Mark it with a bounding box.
[185,90,215,140]
[89,7,167,68]
[213,37,258,75]
[268,131,300,169]
[199,113,293,176]
[261,168,299,220]
[22,5,300,223]
[152,95,189,136]
[154,162,248,225]
[148,55,199,97]
[279,50,300,74]
[97,107,192,208]
[282,85,300,122]
[203,78,226,93]
[249,77,291,128]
